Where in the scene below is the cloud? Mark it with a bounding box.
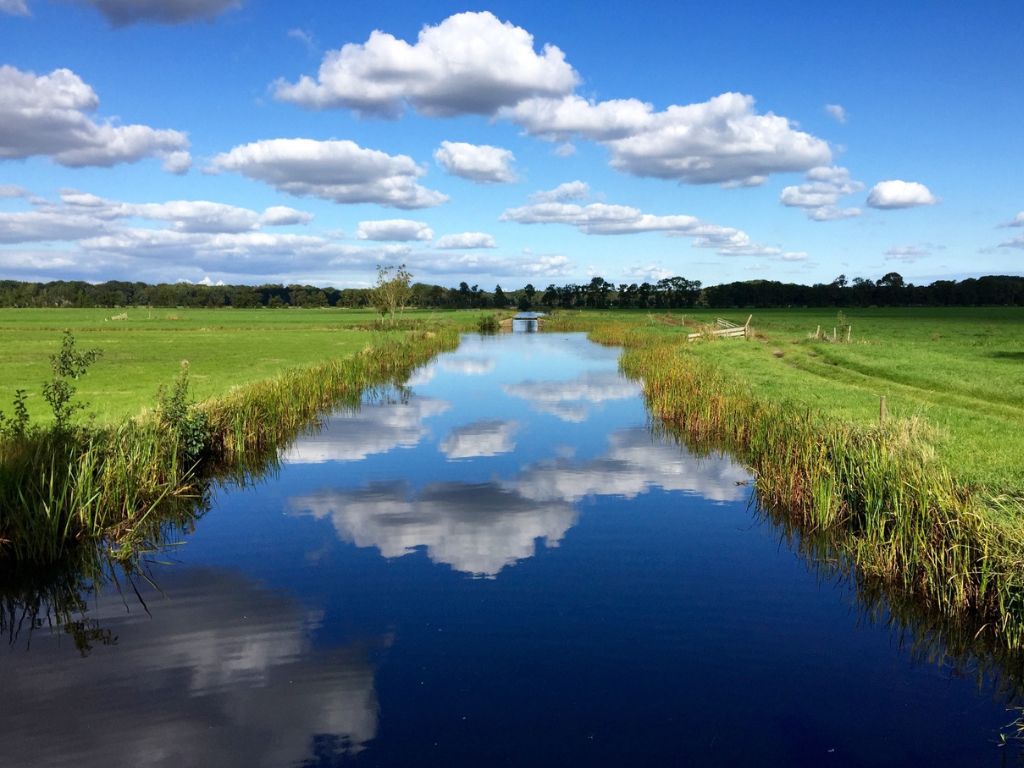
[1003,212,1024,227]
[779,166,863,221]
[503,94,652,141]
[356,219,433,242]
[0,568,379,767]
[997,235,1024,250]
[207,138,447,209]
[553,142,576,157]
[501,195,786,256]
[0,0,28,15]
[273,11,578,117]
[271,13,826,188]
[0,184,28,198]
[623,264,673,283]
[825,103,847,123]
[401,251,572,279]
[0,65,190,170]
[440,420,517,459]
[529,180,590,203]
[433,140,517,183]
[866,180,938,209]
[505,92,831,186]
[55,191,312,233]
[74,0,240,26]
[885,245,930,262]
[434,232,495,249]
[258,205,313,226]
[0,210,108,243]
[287,27,317,53]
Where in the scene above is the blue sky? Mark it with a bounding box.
[1,0,1021,289]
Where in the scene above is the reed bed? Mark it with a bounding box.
[547,314,1024,648]
[0,327,458,564]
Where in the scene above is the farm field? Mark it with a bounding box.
[548,306,1024,494]
[0,307,486,423]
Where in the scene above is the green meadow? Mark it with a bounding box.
[0,307,486,423]
[548,306,1024,495]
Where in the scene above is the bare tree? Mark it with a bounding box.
[370,264,413,325]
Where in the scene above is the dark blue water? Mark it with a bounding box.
[1,333,1019,766]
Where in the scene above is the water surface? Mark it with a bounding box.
[1,333,1020,766]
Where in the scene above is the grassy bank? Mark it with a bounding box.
[0,325,459,563]
[545,308,1024,646]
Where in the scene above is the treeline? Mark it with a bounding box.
[2,272,1023,310]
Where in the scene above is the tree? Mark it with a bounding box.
[493,284,507,308]
[371,264,413,325]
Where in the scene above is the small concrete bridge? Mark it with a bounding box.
[499,312,546,332]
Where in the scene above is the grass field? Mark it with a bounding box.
[548,307,1024,495]
[0,307,488,423]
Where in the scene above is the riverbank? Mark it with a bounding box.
[544,309,1024,647]
[0,326,459,563]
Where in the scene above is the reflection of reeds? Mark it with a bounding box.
[548,314,1024,649]
[0,328,458,565]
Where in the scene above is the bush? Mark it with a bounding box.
[157,362,210,463]
[477,314,500,334]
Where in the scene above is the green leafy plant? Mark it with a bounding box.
[157,361,210,463]
[42,331,102,433]
[0,389,31,439]
[477,314,500,334]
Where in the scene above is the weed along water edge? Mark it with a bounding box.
[2,330,1023,766]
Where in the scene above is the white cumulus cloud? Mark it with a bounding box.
[356,219,433,242]
[0,65,190,171]
[501,194,786,256]
[529,180,590,203]
[505,92,831,186]
[780,166,863,221]
[273,11,578,117]
[434,232,495,249]
[866,179,938,209]
[207,138,447,209]
[433,141,517,183]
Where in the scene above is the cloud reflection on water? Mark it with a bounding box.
[290,427,749,577]
[291,481,577,578]
[503,370,641,422]
[0,569,379,768]
[440,419,518,458]
[513,427,749,504]
[280,395,449,464]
